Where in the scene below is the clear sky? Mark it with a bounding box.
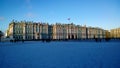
[0,0,120,32]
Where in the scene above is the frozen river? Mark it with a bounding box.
[0,41,120,68]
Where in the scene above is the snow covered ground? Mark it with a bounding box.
[0,41,120,68]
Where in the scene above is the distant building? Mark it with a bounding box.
[110,28,120,38]
[52,23,67,40]
[7,20,49,40]
[0,30,4,41]
[7,20,107,40]
[87,27,106,39]
[81,25,87,39]
[0,30,3,40]
[52,23,85,40]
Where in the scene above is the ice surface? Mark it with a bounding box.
[0,41,120,68]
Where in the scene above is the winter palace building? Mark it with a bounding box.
[6,20,107,40]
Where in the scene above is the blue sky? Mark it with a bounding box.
[0,0,120,32]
